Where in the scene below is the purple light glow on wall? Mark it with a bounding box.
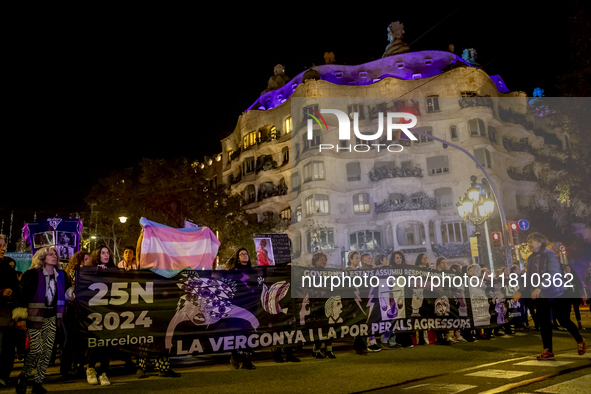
[246,50,510,112]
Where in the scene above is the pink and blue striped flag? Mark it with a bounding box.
[139,217,220,278]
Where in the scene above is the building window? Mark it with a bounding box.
[292,232,301,257]
[389,193,405,204]
[488,126,497,142]
[353,193,370,213]
[291,172,300,191]
[475,148,492,168]
[414,127,433,143]
[396,221,425,246]
[281,207,291,221]
[244,185,256,204]
[426,96,439,113]
[434,187,453,208]
[212,176,217,189]
[303,105,319,120]
[450,125,458,140]
[285,116,293,133]
[307,228,334,253]
[270,126,278,140]
[295,143,300,159]
[349,230,381,251]
[347,104,365,120]
[305,194,329,215]
[564,135,570,149]
[303,129,321,150]
[244,131,261,149]
[304,161,325,182]
[244,157,255,174]
[411,192,425,204]
[461,91,478,97]
[427,155,449,175]
[346,162,361,181]
[468,118,486,137]
[282,147,289,164]
[441,221,468,244]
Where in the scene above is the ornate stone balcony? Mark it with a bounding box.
[375,195,436,214]
[369,162,423,181]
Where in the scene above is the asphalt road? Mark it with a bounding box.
[4,308,590,394]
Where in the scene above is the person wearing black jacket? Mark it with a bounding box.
[0,234,19,388]
[513,233,586,360]
[563,265,587,331]
[230,248,256,369]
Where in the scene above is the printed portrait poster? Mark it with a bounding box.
[254,233,291,266]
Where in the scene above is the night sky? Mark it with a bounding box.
[1,2,577,241]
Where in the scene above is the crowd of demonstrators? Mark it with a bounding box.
[0,231,588,391]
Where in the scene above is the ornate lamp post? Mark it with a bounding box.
[457,175,495,273]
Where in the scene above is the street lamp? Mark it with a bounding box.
[119,216,128,224]
[457,176,495,272]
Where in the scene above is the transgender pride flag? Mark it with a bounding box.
[139,217,220,278]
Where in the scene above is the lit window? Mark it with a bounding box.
[427,155,449,175]
[434,187,453,208]
[346,162,361,181]
[349,230,381,251]
[285,117,293,133]
[281,207,291,220]
[306,228,334,253]
[296,206,302,222]
[353,193,370,213]
[468,118,486,137]
[389,193,405,204]
[426,96,439,113]
[244,131,261,149]
[475,148,492,168]
[228,150,234,161]
[441,221,468,244]
[216,154,222,162]
[304,161,325,182]
[305,194,329,215]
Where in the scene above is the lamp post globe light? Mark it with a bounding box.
[457,175,496,273]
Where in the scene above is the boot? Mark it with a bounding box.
[230,351,240,369]
[241,353,256,370]
[272,349,284,363]
[31,382,47,394]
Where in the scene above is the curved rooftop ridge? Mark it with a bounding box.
[245,50,509,112]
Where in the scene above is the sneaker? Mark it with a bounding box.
[315,351,325,359]
[537,349,555,360]
[355,349,369,355]
[159,370,181,378]
[577,339,586,356]
[325,351,336,359]
[99,373,110,386]
[380,343,392,350]
[0,379,6,387]
[136,368,147,379]
[31,382,47,394]
[16,376,27,394]
[368,344,382,352]
[86,368,98,385]
[392,343,403,348]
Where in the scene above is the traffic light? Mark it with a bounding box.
[508,221,519,246]
[492,231,503,247]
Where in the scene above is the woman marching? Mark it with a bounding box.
[13,246,71,394]
[513,233,586,360]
